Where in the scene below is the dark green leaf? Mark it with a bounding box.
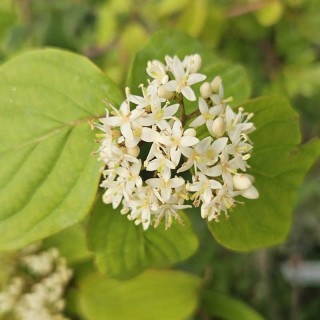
[208,96,320,250]
[87,197,199,279]
[42,224,92,264]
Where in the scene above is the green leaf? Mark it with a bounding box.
[128,30,251,107]
[0,48,123,250]
[254,1,284,27]
[42,224,92,264]
[87,197,199,279]
[208,96,320,250]
[176,0,208,37]
[78,270,201,320]
[202,290,264,320]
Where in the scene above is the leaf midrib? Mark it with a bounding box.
[0,114,102,156]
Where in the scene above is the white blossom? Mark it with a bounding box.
[158,119,199,166]
[95,53,258,230]
[0,245,72,320]
[162,56,206,101]
[189,98,222,134]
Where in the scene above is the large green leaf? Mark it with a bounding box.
[208,96,320,250]
[0,48,123,250]
[128,30,251,107]
[87,197,199,279]
[42,224,92,264]
[202,290,264,320]
[78,269,201,320]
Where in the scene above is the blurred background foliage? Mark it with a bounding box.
[0,0,319,319]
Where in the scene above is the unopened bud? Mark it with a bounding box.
[211,76,222,93]
[200,82,212,99]
[184,128,197,137]
[233,174,252,190]
[189,54,202,73]
[240,185,259,199]
[158,85,173,100]
[211,117,225,137]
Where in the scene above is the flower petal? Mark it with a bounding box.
[189,115,205,128]
[181,86,196,101]
[188,73,206,85]
[180,136,199,147]
[141,127,159,142]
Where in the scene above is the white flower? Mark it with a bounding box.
[178,137,212,173]
[95,53,259,229]
[117,161,143,197]
[101,179,126,208]
[189,98,222,133]
[126,187,159,230]
[226,127,252,171]
[125,122,159,148]
[147,60,169,85]
[187,173,222,206]
[147,170,185,203]
[145,149,175,175]
[162,56,206,101]
[103,100,143,142]
[0,246,72,320]
[138,103,179,130]
[159,119,199,165]
[153,201,190,229]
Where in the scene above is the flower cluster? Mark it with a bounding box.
[0,244,72,320]
[95,54,258,230]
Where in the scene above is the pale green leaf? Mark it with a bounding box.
[177,0,208,37]
[202,290,264,320]
[78,270,201,320]
[0,48,123,250]
[254,1,284,27]
[208,96,320,250]
[87,197,199,279]
[42,224,92,264]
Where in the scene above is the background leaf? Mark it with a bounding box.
[87,197,199,279]
[128,30,251,107]
[42,224,92,264]
[77,269,201,320]
[0,48,123,250]
[202,290,264,320]
[208,96,320,250]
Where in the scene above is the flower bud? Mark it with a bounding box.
[240,185,259,199]
[158,85,173,100]
[211,117,225,137]
[189,54,202,73]
[233,174,252,190]
[200,82,212,99]
[184,128,197,137]
[211,76,222,93]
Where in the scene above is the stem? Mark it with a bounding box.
[173,93,201,125]
[184,109,201,123]
[176,93,186,123]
